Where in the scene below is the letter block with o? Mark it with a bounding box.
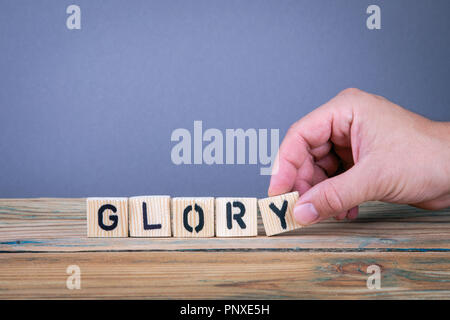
[87,198,129,237]
[172,197,215,237]
[258,191,301,236]
[215,197,258,237]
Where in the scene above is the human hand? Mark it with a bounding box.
[268,88,450,226]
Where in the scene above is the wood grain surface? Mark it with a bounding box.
[0,198,450,299]
[1,251,449,299]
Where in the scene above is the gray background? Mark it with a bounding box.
[1,0,449,198]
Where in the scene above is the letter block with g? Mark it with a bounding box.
[87,198,129,237]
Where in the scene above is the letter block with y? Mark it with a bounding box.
[216,198,258,237]
[258,192,301,236]
[129,196,171,237]
[87,198,128,237]
[172,197,215,237]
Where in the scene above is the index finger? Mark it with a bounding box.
[268,94,352,196]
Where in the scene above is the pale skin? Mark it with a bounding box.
[268,88,450,225]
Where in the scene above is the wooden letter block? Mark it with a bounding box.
[128,196,171,237]
[87,197,128,237]
[258,191,301,236]
[215,197,258,237]
[172,197,215,237]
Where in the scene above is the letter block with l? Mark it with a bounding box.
[129,196,171,237]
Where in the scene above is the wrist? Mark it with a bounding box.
[438,122,450,195]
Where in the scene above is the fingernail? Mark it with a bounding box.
[347,207,359,220]
[294,203,319,225]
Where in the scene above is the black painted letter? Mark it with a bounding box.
[269,201,288,229]
[98,204,118,231]
[142,202,162,230]
[226,201,246,230]
[183,204,204,233]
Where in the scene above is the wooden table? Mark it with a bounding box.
[0,198,449,299]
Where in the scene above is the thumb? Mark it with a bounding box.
[293,162,374,225]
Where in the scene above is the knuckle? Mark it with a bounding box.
[287,119,303,135]
[285,123,307,147]
[321,180,346,213]
[338,87,363,98]
[286,123,298,136]
[335,88,373,113]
